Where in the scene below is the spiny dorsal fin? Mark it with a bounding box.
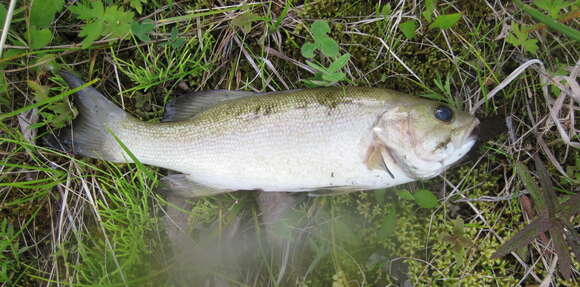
[162,90,258,122]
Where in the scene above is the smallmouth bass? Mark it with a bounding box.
[49,71,479,196]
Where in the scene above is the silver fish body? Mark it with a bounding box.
[53,72,479,196]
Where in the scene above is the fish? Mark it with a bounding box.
[47,71,480,197]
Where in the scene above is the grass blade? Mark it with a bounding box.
[549,222,572,279]
[514,0,580,42]
[514,161,545,216]
[492,217,552,259]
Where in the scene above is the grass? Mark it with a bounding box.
[1,0,579,286]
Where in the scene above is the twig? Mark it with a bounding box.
[472,59,544,113]
[454,190,530,202]
[0,0,18,58]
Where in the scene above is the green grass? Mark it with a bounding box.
[1,0,579,286]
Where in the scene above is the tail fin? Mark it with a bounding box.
[44,71,131,162]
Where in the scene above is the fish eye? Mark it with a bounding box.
[434,105,453,122]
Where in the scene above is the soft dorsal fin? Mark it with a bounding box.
[162,89,258,122]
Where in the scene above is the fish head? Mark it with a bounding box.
[373,99,479,179]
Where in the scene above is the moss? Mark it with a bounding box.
[305,162,532,286]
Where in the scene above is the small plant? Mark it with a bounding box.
[506,0,580,54]
[300,20,350,87]
[0,218,24,283]
[27,0,65,49]
[231,11,260,34]
[28,78,77,129]
[493,156,580,280]
[69,1,135,48]
[399,21,417,40]
[398,0,462,40]
[440,218,473,266]
[68,0,155,48]
[398,189,439,209]
[373,188,438,239]
[506,23,539,54]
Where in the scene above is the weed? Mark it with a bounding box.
[300,20,351,87]
[0,218,23,284]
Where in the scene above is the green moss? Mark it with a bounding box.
[303,162,531,286]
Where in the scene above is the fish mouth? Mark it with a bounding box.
[466,118,480,142]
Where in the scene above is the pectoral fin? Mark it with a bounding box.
[364,142,395,179]
[158,174,231,198]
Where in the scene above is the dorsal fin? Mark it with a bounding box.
[162,89,258,122]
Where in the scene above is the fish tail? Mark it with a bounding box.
[43,71,131,162]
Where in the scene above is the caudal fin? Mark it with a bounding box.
[44,71,131,162]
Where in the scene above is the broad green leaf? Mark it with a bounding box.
[429,13,462,30]
[305,61,328,73]
[30,0,65,29]
[69,0,104,20]
[321,72,345,82]
[301,42,318,58]
[399,20,417,39]
[104,6,135,38]
[327,53,350,72]
[79,21,104,48]
[422,0,438,22]
[29,27,52,49]
[311,20,330,38]
[131,20,154,42]
[413,189,438,208]
[397,190,414,201]
[70,1,136,48]
[303,79,331,88]
[318,36,339,57]
[522,38,539,54]
[231,12,259,33]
